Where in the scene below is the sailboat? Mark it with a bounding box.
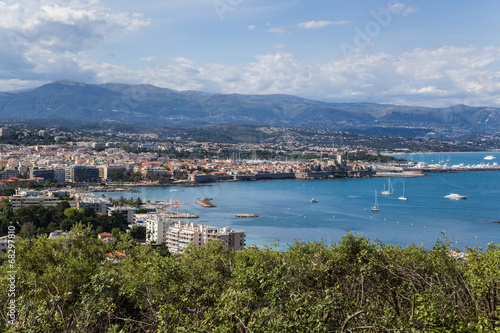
[381,178,393,195]
[371,190,379,212]
[398,180,407,201]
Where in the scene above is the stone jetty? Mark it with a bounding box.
[196,198,217,208]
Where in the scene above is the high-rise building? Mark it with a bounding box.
[1,168,19,179]
[30,169,55,181]
[65,165,100,183]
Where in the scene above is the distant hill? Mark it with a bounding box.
[1,80,499,138]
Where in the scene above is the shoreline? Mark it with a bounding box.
[389,150,500,156]
[95,167,500,189]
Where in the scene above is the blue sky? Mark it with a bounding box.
[1,0,500,107]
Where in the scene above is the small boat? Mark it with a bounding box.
[371,190,379,212]
[484,155,496,160]
[398,180,407,201]
[381,178,393,195]
[444,193,467,200]
[311,198,318,203]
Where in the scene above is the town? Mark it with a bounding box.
[0,123,499,256]
[0,124,377,256]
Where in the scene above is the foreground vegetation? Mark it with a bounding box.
[1,226,499,332]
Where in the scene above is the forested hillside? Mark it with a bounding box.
[2,80,500,138]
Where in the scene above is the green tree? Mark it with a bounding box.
[64,207,82,220]
[129,225,146,240]
[109,210,128,232]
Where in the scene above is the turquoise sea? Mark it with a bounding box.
[100,152,500,250]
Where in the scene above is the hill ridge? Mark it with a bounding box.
[1,80,499,138]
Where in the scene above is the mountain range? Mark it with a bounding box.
[1,80,499,138]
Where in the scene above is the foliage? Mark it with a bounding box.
[0,200,128,237]
[129,225,146,240]
[0,232,499,332]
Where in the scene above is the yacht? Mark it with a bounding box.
[484,155,496,160]
[398,181,407,201]
[310,198,318,203]
[381,178,393,195]
[444,193,467,200]
[371,190,379,212]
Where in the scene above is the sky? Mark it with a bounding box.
[1,0,500,107]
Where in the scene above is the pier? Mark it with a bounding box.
[235,214,259,218]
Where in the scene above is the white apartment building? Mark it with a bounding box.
[75,193,112,215]
[146,214,246,254]
[10,190,77,211]
[166,221,204,254]
[203,225,246,252]
[99,165,127,180]
[146,214,176,244]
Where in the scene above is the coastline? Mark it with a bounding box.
[96,168,500,250]
[389,150,500,156]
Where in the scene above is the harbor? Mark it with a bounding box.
[374,152,500,175]
[96,152,500,250]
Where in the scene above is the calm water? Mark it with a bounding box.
[100,152,500,250]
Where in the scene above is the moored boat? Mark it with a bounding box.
[371,190,379,212]
[444,193,467,200]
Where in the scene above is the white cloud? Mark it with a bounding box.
[417,86,448,95]
[402,6,417,16]
[170,57,194,64]
[266,27,288,35]
[0,0,148,78]
[388,2,417,16]
[248,25,257,30]
[114,46,500,107]
[1,16,500,111]
[297,20,350,29]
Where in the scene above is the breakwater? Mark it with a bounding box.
[196,198,217,208]
[235,214,259,218]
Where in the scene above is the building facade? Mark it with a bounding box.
[10,191,77,211]
[1,168,19,180]
[75,193,112,215]
[30,169,55,181]
[65,165,100,183]
[146,214,176,245]
[108,205,135,224]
